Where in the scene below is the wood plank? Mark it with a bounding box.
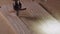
[0,12,16,34]
[0,0,32,34]
[18,0,60,34]
[34,0,60,21]
[0,0,60,34]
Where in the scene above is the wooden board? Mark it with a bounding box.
[0,0,32,34]
[34,0,60,21]
[0,0,60,34]
[18,0,60,34]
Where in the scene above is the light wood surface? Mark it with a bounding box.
[0,0,60,34]
[19,0,60,34]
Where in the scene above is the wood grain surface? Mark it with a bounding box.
[0,0,60,34]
